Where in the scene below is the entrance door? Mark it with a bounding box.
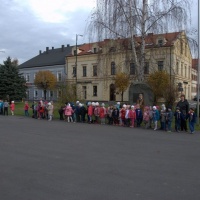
[110,84,116,101]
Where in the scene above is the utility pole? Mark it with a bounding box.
[197,0,200,125]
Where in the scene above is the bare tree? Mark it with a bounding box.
[88,0,192,82]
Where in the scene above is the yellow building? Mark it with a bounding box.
[66,31,193,103]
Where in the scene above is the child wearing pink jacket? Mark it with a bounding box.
[64,103,73,122]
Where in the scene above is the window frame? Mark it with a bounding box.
[93,86,97,97]
[157,61,164,71]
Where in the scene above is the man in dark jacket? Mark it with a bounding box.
[176,94,189,132]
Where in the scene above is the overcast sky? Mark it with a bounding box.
[0,0,198,65]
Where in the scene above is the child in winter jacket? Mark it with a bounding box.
[135,104,143,127]
[128,105,136,127]
[174,107,184,132]
[112,106,119,125]
[120,105,126,126]
[64,103,73,122]
[99,103,107,124]
[93,102,100,123]
[107,105,113,125]
[152,106,160,130]
[10,101,15,116]
[186,108,197,134]
[143,106,150,129]
[165,106,173,132]
[24,101,29,117]
[87,102,93,123]
[125,105,130,127]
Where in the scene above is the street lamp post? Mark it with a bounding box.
[75,34,83,98]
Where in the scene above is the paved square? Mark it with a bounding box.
[0,116,200,200]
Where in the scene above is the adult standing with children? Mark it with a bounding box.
[176,94,189,132]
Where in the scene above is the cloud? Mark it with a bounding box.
[0,0,95,64]
[0,0,198,65]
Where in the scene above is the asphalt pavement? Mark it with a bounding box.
[0,115,200,200]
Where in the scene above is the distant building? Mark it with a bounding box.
[18,45,73,101]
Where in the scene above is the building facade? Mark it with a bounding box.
[18,45,73,101]
[66,31,193,103]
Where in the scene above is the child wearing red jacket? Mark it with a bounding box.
[10,101,15,116]
[99,103,107,124]
[24,101,29,117]
[87,102,93,123]
[129,105,136,127]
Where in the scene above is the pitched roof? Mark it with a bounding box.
[18,45,74,69]
[71,32,182,56]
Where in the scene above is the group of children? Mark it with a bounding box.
[58,101,197,134]
[0,99,197,134]
[0,100,15,116]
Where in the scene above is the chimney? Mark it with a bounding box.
[46,47,49,54]
[61,45,64,52]
[67,44,70,47]
[52,47,54,50]
[39,50,42,55]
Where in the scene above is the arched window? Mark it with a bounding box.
[111,62,116,75]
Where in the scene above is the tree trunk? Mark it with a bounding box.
[139,0,147,82]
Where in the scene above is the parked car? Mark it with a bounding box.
[193,95,200,101]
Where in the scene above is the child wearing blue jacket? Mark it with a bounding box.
[165,106,173,132]
[174,107,185,132]
[186,108,197,134]
[135,104,143,127]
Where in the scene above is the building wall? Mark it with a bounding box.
[19,65,66,101]
[66,32,193,102]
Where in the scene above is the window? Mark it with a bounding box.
[49,91,53,98]
[73,67,76,77]
[111,62,116,75]
[57,71,62,81]
[25,73,30,82]
[93,48,97,53]
[158,39,163,46]
[158,61,164,71]
[74,50,77,55]
[34,90,38,98]
[109,47,116,52]
[26,90,30,99]
[93,86,97,96]
[82,86,87,99]
[144,62,149,74]
[130,63,136,75]
[83,66,87,77]
[93,65,97,76]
